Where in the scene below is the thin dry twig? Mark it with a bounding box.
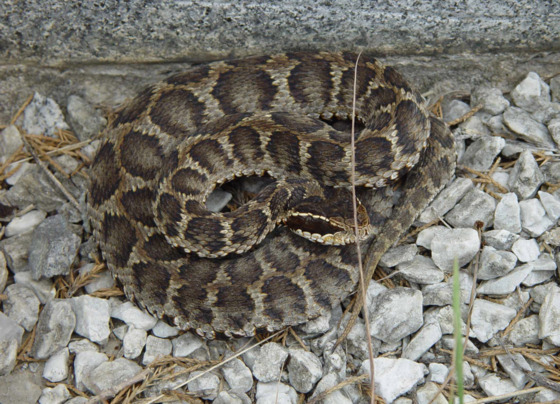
[349,51,376,404]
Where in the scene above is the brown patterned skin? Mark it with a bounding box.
[88,52,456,338]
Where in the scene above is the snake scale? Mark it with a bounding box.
[88,52,456,338]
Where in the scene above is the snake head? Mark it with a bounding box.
[283,193,371,245]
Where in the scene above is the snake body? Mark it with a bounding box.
[88,52,456,338]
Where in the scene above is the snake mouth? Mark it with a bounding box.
[283,212,369,245]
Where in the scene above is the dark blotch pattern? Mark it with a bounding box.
[143,233,186,261]
[102,213,137,269]
[89,141,121,207]
[228,125,265,165]
[150,88,205,138]
[262,276,307,320]
[131,262,171,306]
[113,85,156,126]
[287,56,333,107]
[394,100,428,155]
[304,259,351,309]
[171,168,208,196]
[120,188,156,227]
[266,130,302,174]
[188,139,231,175]
[120,131,164,180]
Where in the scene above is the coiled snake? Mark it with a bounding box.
[88,52,456,338]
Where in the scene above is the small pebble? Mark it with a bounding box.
[511,72,551,112]
[539,191,560,221]
[460,136,505,171]
[66,95,107,141]
[418,178,473,223]
[396,255,444,284]
[84,358,142,395]
[478,246,517,280]
[38,384,71,404]
[186,371,221,400]
[507,150,545,200]
[494,193,521,233]
[73,351,108,391]
[519,198,554,237]
[402,322,442,361]
[379,243,418,267]
[368,287,423,343]
[252,342,289,383]
[123,327,147,359]
[471,86,510,115]
[5,210,47,237]
[111,301,157,330]
[477,264,533,295]
[416,381,447,404]
[478,373,518,397]
[445,188,496,229]
[172,332,206,358]
[287,348,323,393]
[3,283,41,331]
[31,299,76,360]
[497,353,531,389]
[71,295,111,344]
[221,358,253,393]
[506,315,540,346]
[142,336,172,365]
[430,228,480,271]
[255,381,298,404]
[539,291,560,346]
[482,229,519,250]
[42,348,69,382]
[361,358,426,403]
[22,92,70,136]
[471,299,517,342]
[428,363,449,384]
[511,238,540,262]
[151,320,179,338]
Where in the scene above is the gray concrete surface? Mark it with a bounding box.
[2,1,559,65]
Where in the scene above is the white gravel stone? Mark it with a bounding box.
[442,99,470,123]
[0,311,25,346]
[506,314,541,346]
[368,287,423,343]
[73,351,108,391]
[13,271,55,304]
[507,150,545,200]
[402,322,442,361]
[416,225,445,249]
[478,246,518,280]
[416,381,447,404]
[549,118,560,147]
[519,198,554,237]
[0,125,23,162]
[511,72,551,112]
[287,348,323,393]
[471,299,517,343]
[71,295,111,344]
[460,136,505,171]
[111,301,157,330]
[361,357,426,403]
[85,358,142,395]
[471,86,510,115]
[256,381,297,404]
[22,92,70,136]
[511,238,540,262]
[31,299,76,359]
[214,391,252,404]
[185,370,221,400]
[396,255,444,284]
[380,243,418,267]
[478,373,518,397]
[0,252,7,293]
[5,210,47,237]
[172,332,206,358]
[534,388,560,402]
[424,306,467,335]
[42,348,69,382]
[539,291,560,346]
[38,384,71,404]
[310,373,352,404]
[3,283,41,331]
[297,310,332,335]
[494,193,522,233]
[68,338,99,354]
[482,229,519,250]
[123,327,147,359]
[252,342,289,382]
[446,188,496,229]
[142,335,172,365]
[503,107,555,148]
[539,191,560,221]
[221,358,253,393]
[0,339,18,376]
[430,228,480,272]
[497,353,531,389]
[66,95,107,141]
[207,188,233,212]
[477,264,533,295]
[151,320,179,338]
[428,363,449,384]
[78,263,114,294]
[419,178,473,224]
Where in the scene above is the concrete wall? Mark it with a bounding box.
[1,1,559,122]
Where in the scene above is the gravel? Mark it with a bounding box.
[0,61,559,404]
